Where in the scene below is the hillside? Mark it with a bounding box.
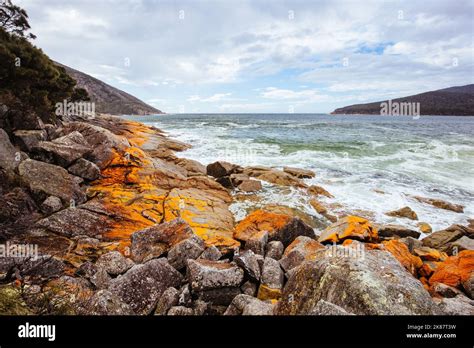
[56,62,163,115]
[332,84,474,116]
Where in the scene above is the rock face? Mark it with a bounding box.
[234,210,315,247]
[386,206,418,220]
[318,216,378,243]
[108,258,183,315]
[68,158,100,180]
[187,259,244,291]
[18,159,86,204]
[276,248,441,315]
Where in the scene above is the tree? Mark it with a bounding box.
[0,0,36,40]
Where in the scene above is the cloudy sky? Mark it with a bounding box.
[17,0,474,113]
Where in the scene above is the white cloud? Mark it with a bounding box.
[188,93,233,102]
[261,87,328,102]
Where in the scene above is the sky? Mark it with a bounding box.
[16,0,474,113]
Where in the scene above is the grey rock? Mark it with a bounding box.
[81,289,133,315]
[177,284,192,306]
[449,236,474,253]
[279,236,325,272]
[195,287,241,306]
[276,247,442,315]
[96,251,134,276]
[261,257,284,290]
[399,237,423,253]
[187,259,244,292]
[32,133,92,167]
[167,235,205,270]
[265,241,284,260]
[90,267,112,289]
[199,246,222,261]
[245,230,268,256]
[13,129,48,151]
[234,249,261,282]
[167,306,194,316]
[108,258,183,315]
[192,300,208,315]
[435,294,474,315]
[40,196,63,215]
[224,294,273,315]
[310,300,354,315]
[422,226,466,251]
[241,281,258,297]
[68,158,100,181]
[154,287,179,315]
[431,282,463,298]
[0,128,20,172]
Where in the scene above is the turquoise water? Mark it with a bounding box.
[132,113,474,232]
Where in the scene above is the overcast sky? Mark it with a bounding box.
[16,0,474,113]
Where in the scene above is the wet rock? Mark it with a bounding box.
[108,258,183,315]
[283,166,315,179]
[381,239,423,276]
[96,251,134,276]
[265,241,284,260]
[240,281,258,297]
[238,179,262,192]
[310,300,354,315]
[318,215,378,244]
[276,248,442,315]
[207,161,240,178]
[130,218,194,263]
[40,196,63,215]
[224,294,273,315]
[421,226,466,252]
[80,289,133,315]
[280,236,325,272]
[199,246,222,261]
[307,185,333,198]
[309,199,337,223]
[235,209,315,247]
[243,166,305,187]
[377,224,421,239]
[234,249,261,282]
[68,158,100,181]
[414,196,464,213]
[154,287,179,315]
[386,206,418,220]
[429,250,474,290]
[187,259,244,291]
[435,294,474,315]
[167,235,205,270]
[13,129,48,151]
[167,306,195,315]
[195,287,241,306]
[18,159,86,204]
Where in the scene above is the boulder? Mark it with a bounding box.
[96,251,134,276]
[280,236,325,272]
[258,257,284,301]
[13,129,48,151]
[414,196,464,213]
[167,235,205,270]
[90,267,112,290]
[244,230,268,256]
[229,173,250,186]
[429,250,474,290]
[195,287,241,306]
[224,294,273,315]
[130,218,194,263]
[413,246,448,262]
[40,196,63,215]
[307,185,333,198]
[240,281,258,297]
[310,300,354,315]
[309,199,337,223]
[81,289,133,315]
[276,248,442,315]
[187,259,243,292]
[108,258,183,315]
[417,222,432,234]
[318,216,378,244]
[377,224,421,239]
[237,179,262,192]
[435,294,474,315]
[0,128,20,172]
[154,287,179,315]
[234,210,315,247]
[385,206,418,220]
[462,273,474,299]
[68,158,100,181]
[207,161,239,178]
[265,241,284,260]
[381,240,423,276]
[421,226,466,252]
[0,187,38,224]
[199,246,222,261]
[243,166,305,187]
[18,159,86,204]
[283,166,315,179]
[234,249,261,282]
[32,133,92,167]
[167,306,194,315]
[449,236,474,253]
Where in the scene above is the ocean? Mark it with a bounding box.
[129,113,474,233]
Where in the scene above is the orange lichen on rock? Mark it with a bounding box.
[419,261,440,279]
[318,215,378,244]
[413,246,448,262]
[257,284,282,301]
[234,210,291,242]
[429,250,474,288]
[382,239,423,276]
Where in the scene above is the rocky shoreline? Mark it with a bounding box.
[0,111,473,315]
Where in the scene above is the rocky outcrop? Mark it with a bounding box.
[386,206,418,220]
[318,216,378,243]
